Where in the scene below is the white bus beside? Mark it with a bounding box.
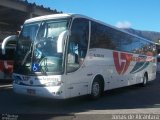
[0,36,16,81]
[12,14,157,99]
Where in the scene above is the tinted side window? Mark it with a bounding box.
[90,22,125,50]
[121,34,132,52]
[152,44,157,56]
[67,18,89,73]
[141,41,156,56]
[70,18,89,58]
[105,27,122,50]
[90,21,154,56]
[139,40,148,55]
[131,37,140,54]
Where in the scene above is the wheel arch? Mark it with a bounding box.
[144,71,148,81]
[140,71,149,87]
[90,74,105,94]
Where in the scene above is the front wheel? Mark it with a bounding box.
[90,79,103,99]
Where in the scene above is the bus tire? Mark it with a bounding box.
[90,78,103,99]
[141,73,148,87]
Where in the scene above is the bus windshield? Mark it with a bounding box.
[14,19,70,75]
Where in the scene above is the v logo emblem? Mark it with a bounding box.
[113,51,132,75]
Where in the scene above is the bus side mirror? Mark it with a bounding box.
[57,30,69,53]
[1,35,17,55]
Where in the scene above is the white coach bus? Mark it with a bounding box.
[11,14,157,99]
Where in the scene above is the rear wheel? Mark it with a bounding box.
[141,73,148,87]
[90,79,103,99]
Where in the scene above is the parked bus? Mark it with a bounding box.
[11,14,156,99]
[0,36,16,81]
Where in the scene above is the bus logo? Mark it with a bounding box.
[113,51,133,75]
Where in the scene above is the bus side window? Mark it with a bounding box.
[67,18,89,73]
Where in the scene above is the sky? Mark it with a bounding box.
[27,0,160,32]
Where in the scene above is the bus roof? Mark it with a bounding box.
[24,13,94,23]
[25,14,72,23]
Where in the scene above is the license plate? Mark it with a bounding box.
[27,89,36,95]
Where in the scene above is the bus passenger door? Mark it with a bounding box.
[64,18,90,98]
[65,67,89,98]
[65,41,89,98]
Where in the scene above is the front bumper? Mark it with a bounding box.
[13,83,66,99]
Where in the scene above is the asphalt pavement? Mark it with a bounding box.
[0,73,160,120]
